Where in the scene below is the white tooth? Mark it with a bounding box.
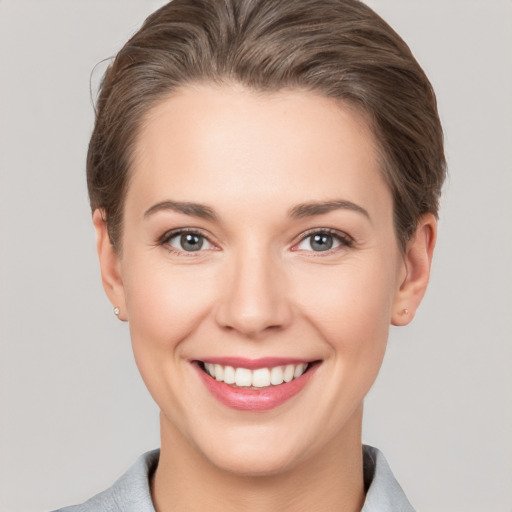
[252,368,271,388]
[294,363,307,378]
[214,364,224,381]
[205,363,215,377]
[235,368,252,387]
[283,364,295,382]
[270,366,284,385]
[223,365,235,384]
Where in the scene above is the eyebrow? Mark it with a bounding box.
[144,200,217,220]
[288,200,370,219]
[143,198,369,222]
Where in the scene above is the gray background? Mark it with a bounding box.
[0,1,511,511]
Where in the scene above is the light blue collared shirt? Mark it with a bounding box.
[53,445,414,511]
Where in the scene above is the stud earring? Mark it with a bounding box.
[401,308,409,315]
[113,306,120,317]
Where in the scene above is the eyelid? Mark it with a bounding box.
[291,228,354,253]
[157,227,353,255]
[158,227,218,254]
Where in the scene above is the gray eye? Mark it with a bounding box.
[296,232,345,252]
[168,232,213,252]
[179,233,203,251]
[309,233,334,251]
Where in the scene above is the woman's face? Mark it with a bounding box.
[100,85,416,475]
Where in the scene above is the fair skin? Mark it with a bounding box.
[94,84,436,512]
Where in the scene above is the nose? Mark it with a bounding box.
[214,249,293,338]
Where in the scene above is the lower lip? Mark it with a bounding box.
[194,363,318,411]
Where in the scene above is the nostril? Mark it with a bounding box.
[215,294,293,336]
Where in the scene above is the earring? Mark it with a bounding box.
[113,306,120,317]
[401,308,409,315]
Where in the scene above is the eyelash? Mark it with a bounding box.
[158,228,213,257]
[293,228,354,255]
[158,228,354,256]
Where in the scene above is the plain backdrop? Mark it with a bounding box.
[1,1,511,511]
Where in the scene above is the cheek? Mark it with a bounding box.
[280,257,399,446]
[120,254,222,423]
[121,254,217,359]
[291,256,397,357]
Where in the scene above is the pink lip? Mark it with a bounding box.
[194,360,319,412]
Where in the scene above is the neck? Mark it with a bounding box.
[151,408,365,512]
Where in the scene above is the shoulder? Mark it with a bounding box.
[51,449,159,512]
[361,445,415,512]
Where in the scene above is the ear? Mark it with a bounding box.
[391,213,437,326]
[93,209,128,321]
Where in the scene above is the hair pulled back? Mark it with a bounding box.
[87,0,446,251]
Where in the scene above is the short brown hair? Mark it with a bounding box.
[87,0,446,251]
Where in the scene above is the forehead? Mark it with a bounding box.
[127,84,391,219]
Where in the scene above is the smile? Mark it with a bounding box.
[202,362,309,388]
[194,358,319,411]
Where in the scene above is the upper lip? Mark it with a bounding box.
[193,357,317,370]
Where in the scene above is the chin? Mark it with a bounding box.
[204,442,302,478]
[186,420,311,478]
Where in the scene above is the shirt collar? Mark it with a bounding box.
[362,445,415,512]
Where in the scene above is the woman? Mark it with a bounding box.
[55,0,445,510]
